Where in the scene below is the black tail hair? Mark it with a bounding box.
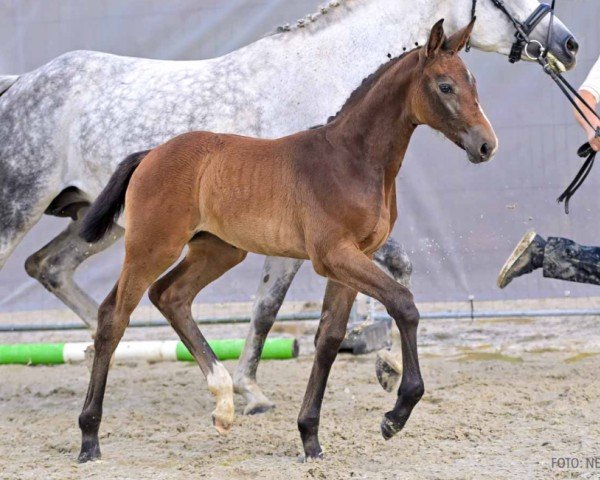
[80,150,150,243]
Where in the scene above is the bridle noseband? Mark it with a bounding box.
[467,0,552,62]
[470,0,600,213]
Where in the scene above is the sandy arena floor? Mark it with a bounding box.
[2,311,600,480]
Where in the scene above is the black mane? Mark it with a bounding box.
[325,47,419,124]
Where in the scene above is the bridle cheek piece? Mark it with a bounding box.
[506,2,552,63]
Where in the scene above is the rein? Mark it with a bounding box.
[469,0,600,213]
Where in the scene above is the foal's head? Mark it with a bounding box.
[411,19,498,164]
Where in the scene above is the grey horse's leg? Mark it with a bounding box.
[372,237,413,392]
[24,207,123,333]
[372,237,413,288]
[233,256,303,414]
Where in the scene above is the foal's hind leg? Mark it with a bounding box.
[234,256,303,415]
[25,208,123,333]
[149,233,247,434]
[78,243,183,463]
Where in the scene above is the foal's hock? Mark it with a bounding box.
[78,19,496,463]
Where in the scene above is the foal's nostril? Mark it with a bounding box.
[565,37,579,56]
[480,143,490,157]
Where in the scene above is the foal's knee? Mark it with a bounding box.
[386,294,419,327]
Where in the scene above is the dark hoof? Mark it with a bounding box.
[244,403,276,416]
[300,451,324,462]
[77,442,101,463]
[380,411,408,440]
[375,350,401,393]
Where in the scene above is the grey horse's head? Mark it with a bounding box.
[468,0,578,71]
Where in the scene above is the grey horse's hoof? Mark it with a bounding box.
[375,349,402,392]
[244,402,276,415]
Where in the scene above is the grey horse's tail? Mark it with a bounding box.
[0,75,19,97]
[80,150,150,243]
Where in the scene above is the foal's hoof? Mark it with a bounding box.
[380,411,408,440]
[375,349,402,393]
[212,413,233,435]
[77,443,101,463]
[243,400,276,416]
[300,451,324,462]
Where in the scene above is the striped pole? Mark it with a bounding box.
[0,338,298,365]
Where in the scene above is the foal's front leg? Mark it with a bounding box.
[300,244,423,455]
[297,280,357,459]
[234,256,303,414]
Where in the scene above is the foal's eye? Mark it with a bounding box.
[439,83,453,94]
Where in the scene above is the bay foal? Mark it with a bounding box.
[78,19,497,462]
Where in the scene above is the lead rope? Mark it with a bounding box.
[556,145,595,214]
[545,64,600,213]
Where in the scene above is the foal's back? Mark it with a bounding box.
[126,130,328,258]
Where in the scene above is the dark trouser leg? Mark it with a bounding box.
[543,237,600,285]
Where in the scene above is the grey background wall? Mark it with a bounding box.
[1,0,600,313]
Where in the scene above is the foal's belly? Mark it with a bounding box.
[197,200,308,259]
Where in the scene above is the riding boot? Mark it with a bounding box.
[497,231,546,288]
[542,237,600,285]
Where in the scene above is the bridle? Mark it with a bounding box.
[466,0,552,61]
[469,0,600,213]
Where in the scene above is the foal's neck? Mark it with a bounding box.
[326,52,420,176]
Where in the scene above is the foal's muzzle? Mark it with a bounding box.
[462,126,498,164]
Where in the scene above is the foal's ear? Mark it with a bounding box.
[444,17,476,54]
[423,19,446,59]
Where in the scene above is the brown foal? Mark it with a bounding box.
[77,19,497,462]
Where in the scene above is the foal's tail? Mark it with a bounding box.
[80,150,150,243]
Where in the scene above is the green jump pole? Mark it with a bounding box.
[0,338,298,365]
[175,338,298,361]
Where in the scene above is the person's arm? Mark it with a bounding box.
[573,89,600,151]
[574,56,600,151]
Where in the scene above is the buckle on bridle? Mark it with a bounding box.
[508,41,525,63]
